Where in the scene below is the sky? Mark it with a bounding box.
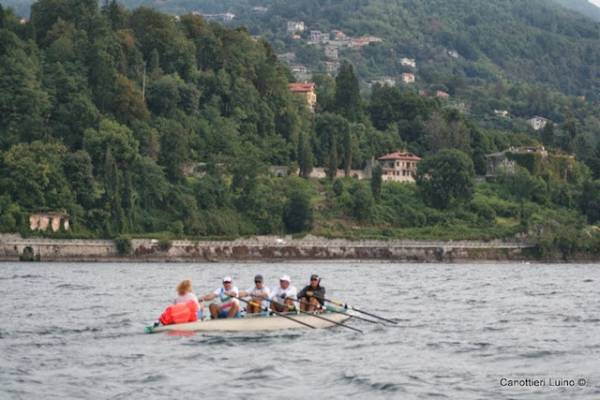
[589,0,600,7]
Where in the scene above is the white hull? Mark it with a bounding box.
[147,312,351,333]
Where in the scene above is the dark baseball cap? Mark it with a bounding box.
[254,274,263,282]
[310,274,320,280]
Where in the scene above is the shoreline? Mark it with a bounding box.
[1,233,587,263]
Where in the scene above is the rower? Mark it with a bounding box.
[201,276,240,319]
[270,275,297,313]
[298,274,326,312]
[238,274,270,314]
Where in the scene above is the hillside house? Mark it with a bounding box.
[378,151,421,183]
[436,90,450,98]
[194,12,235,22]
[29,212,70,232]
[400,58,416,68]
[401,73,416,84]
[527,116,551,131]
[370,77,396,87]
[494,110,509,118]
[290,65,311,82]
[310,30,323,43]
[331,30,347,41]
[448,50,459,58]
[324,45,339,60]
[289,83,317,111]
[287,21,305,34]
[350,36,383,49]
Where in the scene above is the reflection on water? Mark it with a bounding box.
[1,262,599,399]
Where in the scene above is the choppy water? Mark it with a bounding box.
[0,262,599,399]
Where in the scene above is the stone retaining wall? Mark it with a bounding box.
[0,234,535,262]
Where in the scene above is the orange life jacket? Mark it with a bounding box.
[159,300,199,325]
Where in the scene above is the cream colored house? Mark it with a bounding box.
[378,151,421,183]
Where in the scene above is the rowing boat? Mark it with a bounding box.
[145,311,351,333]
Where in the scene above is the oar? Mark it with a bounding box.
[231,296,316,330]
[293,297,382,325]
[315,296,398,325]
[263,296,363,334]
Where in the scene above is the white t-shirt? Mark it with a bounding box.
[270,285,297,304]
[174,292,200,307]
[213,286,239,304]
[244,286,271,309]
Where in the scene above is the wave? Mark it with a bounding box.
[340,372,404,393]
[0,274,43,280]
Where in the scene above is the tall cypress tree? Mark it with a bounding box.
[342,129,352,176]
[297,132,313,178]
[326,134,338,180]
[371,165,383,202]
[334,61,361,121]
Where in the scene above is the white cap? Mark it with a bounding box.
[223,276,232,283]
[279,275,291,282]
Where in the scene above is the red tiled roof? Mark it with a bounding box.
[378,151,422,161]
[288,83,315,92]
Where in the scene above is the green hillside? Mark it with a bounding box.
[1,1,600,259]
[110,0,600,101]
[553,0,600,21]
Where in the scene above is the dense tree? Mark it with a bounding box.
[283,189,313,233]
[350,183,374,222]
[416,149,475,209]
[334,61,361,122]
[371,164,383,202]
[297,131,313,178]
[580,180,600,224]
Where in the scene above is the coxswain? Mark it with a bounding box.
[297,274,326,312]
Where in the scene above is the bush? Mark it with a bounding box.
[157,239,172,251]
[283,190,313,233]
[115,236,132,255]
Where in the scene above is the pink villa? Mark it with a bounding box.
[378,151,422,183]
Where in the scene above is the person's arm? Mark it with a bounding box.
[289,287,298,299]
[297,286,307,299]
[317,287,326,305]
[201,290,218,302]
[238,290,249,298]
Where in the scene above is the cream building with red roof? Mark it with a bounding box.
[378,151,421,183]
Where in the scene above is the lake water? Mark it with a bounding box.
[0,262,599,399]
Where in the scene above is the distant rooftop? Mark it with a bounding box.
[288,83,316,92]
[378,151,421,161]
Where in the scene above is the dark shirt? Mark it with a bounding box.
[297,285,326,305]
